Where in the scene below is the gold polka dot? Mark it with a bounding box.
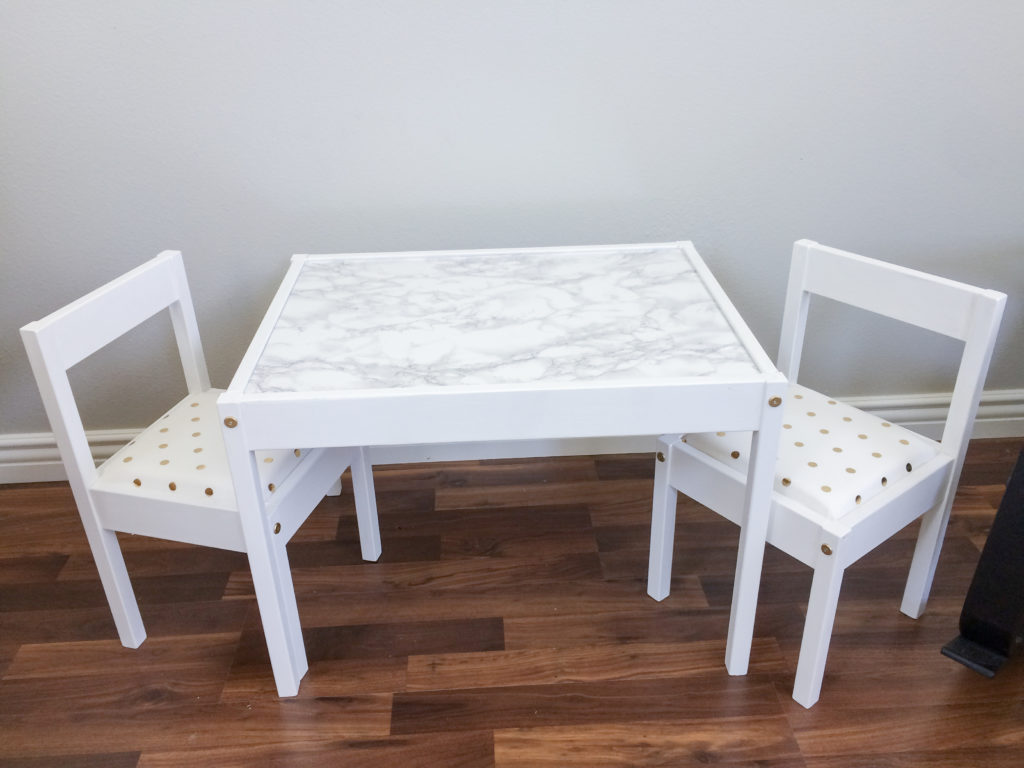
[294,449,301,457]
[191,402,199,408]
[730,451,740,459]
[807,411,816,417]
[808,461,818,468]
[194,448,203,454]
[846,467,856,474]
[168,482,176,491]
[122,456,133,463]
[821,485,832,493]
[264,457,274,463]
[820,428,830,434]
[196,464,206,470]
[783,424,792,429]
[833,447,843,453]
[872,452,882,458]
[858,434,868,440]
[794,394,804,399]
[192,432,201,437]
[794,441,804,447]
[159,427,168,433]
[899,439,909,445]
[843,416,852,422]
[268,483,276,492]
[716,432,726,437]
[881,422,891,428]
[828,400,837,405]
[191,417,200,422]
[204,487,213,496]
[781,478,792,486]
[160,459,169,465]
[159,443,168,449]
[906,463,913,472]
[133,478,141,486]
[881,477,888,486]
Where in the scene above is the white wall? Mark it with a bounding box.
[2,1,1022,437]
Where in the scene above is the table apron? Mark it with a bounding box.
[219,380,784,451]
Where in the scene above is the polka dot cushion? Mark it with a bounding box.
[95,389,309,509]
[683,383,940,520]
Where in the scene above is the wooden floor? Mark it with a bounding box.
[1,438,1022,767]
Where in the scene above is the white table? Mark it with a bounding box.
[219,241,786,695]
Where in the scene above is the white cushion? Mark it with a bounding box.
[683,383,940,520]
[95,389,308,509]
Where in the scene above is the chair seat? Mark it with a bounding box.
[684,383,940,520]
[96,389,307,509]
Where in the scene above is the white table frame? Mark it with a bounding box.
[218,241,786,695]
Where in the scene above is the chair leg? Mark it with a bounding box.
[793,555,845,708]
[647,437,678,602]
[349,446,382,563]
[246,531,308,696]
[86,524,147,648]
[900,494,953,619]
[222,430,308,697]
[325,477,343,497]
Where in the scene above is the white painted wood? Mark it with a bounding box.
[648,240,1007,707]
[349,446,383,562]
[19,252,382,698]
[646,436,680,602]
[725,384,785,675]
[792,549,845,709]
[226,241,786,679]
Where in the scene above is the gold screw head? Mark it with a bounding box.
[224,417,238,428]
[656,451,665,462]
[769,396,782,407]
[821,544,833,556]
[273,522,281,534]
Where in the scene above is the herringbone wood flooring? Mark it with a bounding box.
[1,438,1022,766]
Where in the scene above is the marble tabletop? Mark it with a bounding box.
[244,244,760,395]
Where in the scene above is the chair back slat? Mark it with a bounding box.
[779,239,1006,460]
[20,251,211,491]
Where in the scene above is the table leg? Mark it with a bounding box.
[647,435,679,602]
[349,446,382,562]
[725,390,785,675]
[220,417,308,697]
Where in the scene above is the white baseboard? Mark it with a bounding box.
[3,389,1022,485]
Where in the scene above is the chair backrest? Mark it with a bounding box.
[777,240,1006,466]
[20,252,209,494]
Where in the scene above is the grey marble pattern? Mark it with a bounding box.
[245,247,759,393]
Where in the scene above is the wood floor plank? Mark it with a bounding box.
[406,637,787,692]
[135,731,494,768]
[789,701,1024,756]
[391,675,784,734]
[435,478,655,512]
[493,718,804,768]
[224,552,605,599]
[0,752,141,768]
[287,577,708,631]
[0,697,392,758]
[3,633,240,680]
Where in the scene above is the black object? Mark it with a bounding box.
[942,447,1024,676]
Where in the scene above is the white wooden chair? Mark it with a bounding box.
[647,240,1005,707]
[20,251,382,696]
